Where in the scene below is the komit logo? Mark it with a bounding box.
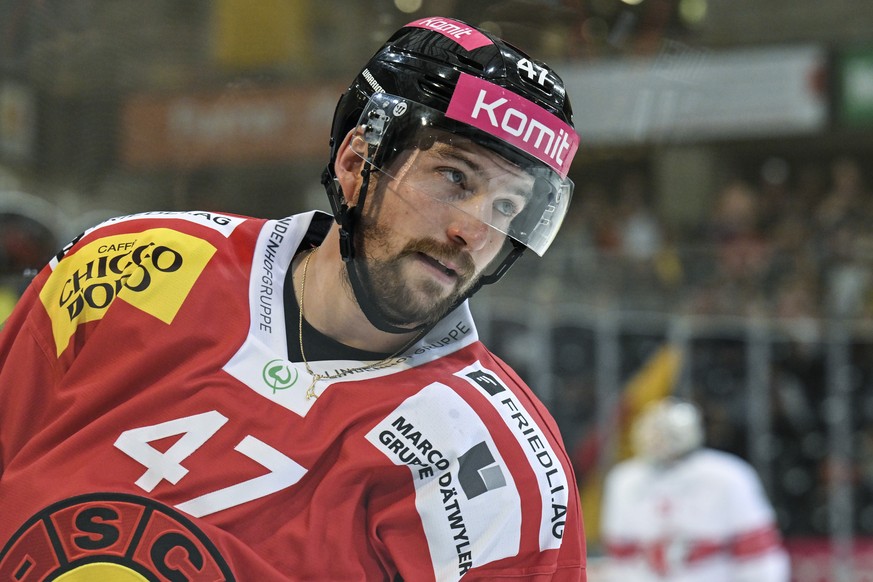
[457,441,506,499]
[446,73,578,179]
[406,17,493,51]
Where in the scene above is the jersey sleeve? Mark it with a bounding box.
[0,275,64,475]
[724,456,778,529]
[0,211,247,476]
[600,462,633,545]
[724,457,791,582]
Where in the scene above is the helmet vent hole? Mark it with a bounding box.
[418,75,453,100]
[452,53,486,72]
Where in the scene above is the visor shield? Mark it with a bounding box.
[352,93,574,256]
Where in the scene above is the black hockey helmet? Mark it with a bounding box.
[321,16,579,332]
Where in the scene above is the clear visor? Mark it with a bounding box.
[350,93,574,256]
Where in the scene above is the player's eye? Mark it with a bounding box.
[439,168,467,189]
[494,198,521,218]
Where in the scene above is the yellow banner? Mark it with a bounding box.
[213,0,310,69]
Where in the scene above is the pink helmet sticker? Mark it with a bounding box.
[446,73,579,179]
[405,17,493,52]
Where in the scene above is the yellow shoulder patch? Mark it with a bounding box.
[39,228,217,356]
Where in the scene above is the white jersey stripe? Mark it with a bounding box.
[456,361,570,551]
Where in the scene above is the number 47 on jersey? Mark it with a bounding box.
[114,410,307,517]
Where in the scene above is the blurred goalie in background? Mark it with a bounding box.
[601,397,790,582]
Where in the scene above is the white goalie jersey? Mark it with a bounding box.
[601,447,790,582]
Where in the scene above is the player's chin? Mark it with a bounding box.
[386,286,459,328]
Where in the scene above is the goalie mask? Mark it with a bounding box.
[631,398,705,464]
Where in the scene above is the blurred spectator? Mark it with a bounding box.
[601,398,790,582]
[815,156,867,236]
[793,162,828,213]
[586,181,623,253]
[757,157,793,221]
[825,224,870,317]
[809,158,873,318]
[615,170,664,262]
[709,179,772,282]
[613,171,682,308]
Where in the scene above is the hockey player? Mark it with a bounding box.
[601,398,790,582]
[0,16,585,581]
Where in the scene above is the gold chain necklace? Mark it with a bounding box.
[297,247,420,400]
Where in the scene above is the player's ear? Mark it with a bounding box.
[334,128,368,205]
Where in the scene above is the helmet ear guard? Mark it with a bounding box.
[322,127,379,262]
[322,166,344,224]
[321,139,359,262]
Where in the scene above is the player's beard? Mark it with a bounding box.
[354,220,478,329]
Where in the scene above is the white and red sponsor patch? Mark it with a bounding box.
[365,383,522,582]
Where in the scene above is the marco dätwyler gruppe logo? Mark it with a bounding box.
[262,359,299,393]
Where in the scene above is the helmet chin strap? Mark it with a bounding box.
[324,163,427,335]
[321,163,527,337]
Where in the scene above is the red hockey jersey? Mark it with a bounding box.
[0,210,586,581]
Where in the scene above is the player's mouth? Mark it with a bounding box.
[415,252,460,285]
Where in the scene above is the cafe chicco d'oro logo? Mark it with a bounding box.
[40,229,216,356]
[0,493,235,581]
